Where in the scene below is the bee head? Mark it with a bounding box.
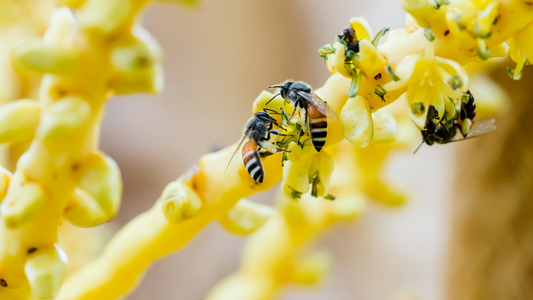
[343,26,355,42]
[255,111,278,126]
[279,81,293,100]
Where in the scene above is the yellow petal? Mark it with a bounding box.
[340,95,373,147]
[490,42,509,58]
[349,17,373,41]
[429,92,445,121]
[370,112,398,145]
[406,82,433,129]
[282,156,313,198]
[513,22,533,62]
[358,39,386,78]
[435,56,470,92]
[392,54,422,85]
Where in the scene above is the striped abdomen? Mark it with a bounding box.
[308,105,327,152]
[242,140,264,183]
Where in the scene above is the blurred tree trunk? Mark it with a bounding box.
[447,67,533,300]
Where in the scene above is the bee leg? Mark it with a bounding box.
[259,141,289,154]
[301,111,309,134]
[259,151,274,158]
[288,101,299,122]
[269,131,290,137]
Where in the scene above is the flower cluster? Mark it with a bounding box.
[0,1,527,300]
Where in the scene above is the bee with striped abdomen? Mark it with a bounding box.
[414,91,496,154]
[267,80,337,152]
[226,111,288,183]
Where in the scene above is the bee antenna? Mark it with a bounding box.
[413,134,431,155]
[263,108,280,115]
[413,140,425,155]
[266,93,281,105]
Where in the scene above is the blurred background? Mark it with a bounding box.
[4,0,532,299]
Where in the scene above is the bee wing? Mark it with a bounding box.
[296,90,338,119]
[224,135,248,174]
[445,119,496,143]
[466,118,496,138]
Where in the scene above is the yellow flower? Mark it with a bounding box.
[384,37,468,128]
[321,17,386,86]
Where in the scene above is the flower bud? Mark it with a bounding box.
[219,199,274,235]
[341,95,373,147]
[0,99,40,144]
[36,96,92,141]
[1,174,46,229]
[161,181,202,223]
[12,39,82,75]
[24,244,68,299]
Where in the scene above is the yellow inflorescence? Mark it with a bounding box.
[0,1,529,300]
[0,0,162,299]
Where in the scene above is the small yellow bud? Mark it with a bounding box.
[43,7,76,46]
[283,156,314,199]
[364,178,407,207]
[64,188,110,227]
[308,152,334,197]
[291,251,332,285]
[1,174,46,229]
[219,199,274,235]
[24,244,68,299]
[160,181,202,223]
[36,96,92,141]
[330,194,367,221]
[76,0,132,35]
[65,153,122,226]
[110,27,164,94]
[11,39,83,75]
[0,99,40,144]
[340,95,373,147]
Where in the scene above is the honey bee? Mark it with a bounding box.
[267,80,337,152]
[414,91,495,154]
[337,23,360,54]
[226,111,288,183]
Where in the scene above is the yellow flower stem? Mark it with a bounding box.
[206,140,407,300]
[54,74,350,300]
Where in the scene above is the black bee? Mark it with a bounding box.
[267,80,337,152]
[414,91,495,154]
[226,111,288,183]
[337,23,360,53]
